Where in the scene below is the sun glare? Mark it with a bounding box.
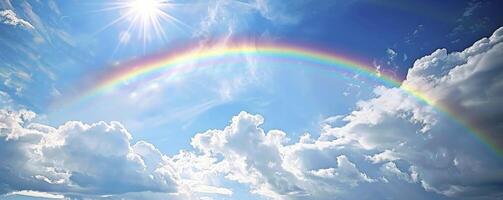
[123,0,169,43]
[128,0,162,20]
[100,0,190,50]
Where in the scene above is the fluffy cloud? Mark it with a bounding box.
[0,109,179,198]
[320,26,503,198]
[190,112,305,199]
[307,155,375,187]
[0,9,34,29]
[403,26,503,147]
[189,111,375,199]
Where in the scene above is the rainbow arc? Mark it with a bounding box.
[68,42,502,156]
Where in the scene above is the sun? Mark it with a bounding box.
[124,0,167,41]
[127,0,163,22]
[100,0,189,49]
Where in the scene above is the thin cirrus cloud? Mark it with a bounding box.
[1,27,503,199]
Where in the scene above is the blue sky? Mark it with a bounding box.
[1,0,503,200]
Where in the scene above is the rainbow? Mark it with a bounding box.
[72,42,501,156]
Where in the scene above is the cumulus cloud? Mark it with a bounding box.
[320,26,503,198]
[0,109,179,198]
[190,112,305,198]
[188,111,375,199]
[0,9,34,29]
[403,26,503,146]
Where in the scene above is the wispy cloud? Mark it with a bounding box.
[0,9,34,29]
[448,0,489,42]
[462,0,482,17]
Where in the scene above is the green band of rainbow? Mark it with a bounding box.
[74,42,502,156]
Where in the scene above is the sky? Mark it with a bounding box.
[1,0,503,199]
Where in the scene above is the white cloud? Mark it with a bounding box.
[7,190,64,199]
[320,26,503,198]
[308,155,375,187]
[190,112,304,199]
[365,149,400,164]
[194,0,243,39]
[191,185,233,196]
[403,26,503,145]
[0,9,34,29]
[380,162,414,183]
[188,111,376,199]
[386,48,397,61]
[0,109,179,198]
